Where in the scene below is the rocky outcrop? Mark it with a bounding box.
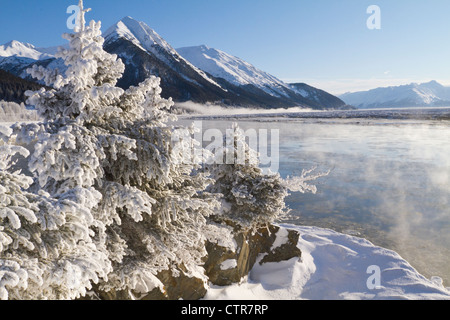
[204,224,301,287]
[88,224,301,300]
[93,265,208,301]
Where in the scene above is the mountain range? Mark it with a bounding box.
[0,16,348,110]
[339,81,450,109]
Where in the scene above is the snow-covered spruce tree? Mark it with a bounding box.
[1,0,219,299]
[206,122,327,231]
[0,128,39,300]
[1,124,110,300]
[0,121,110,299]
[205,123,287,230]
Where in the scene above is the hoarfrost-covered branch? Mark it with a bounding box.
[283,167,330,194]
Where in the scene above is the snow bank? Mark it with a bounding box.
[204,224,450,300]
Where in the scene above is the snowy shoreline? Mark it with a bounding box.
[204,224,450,300]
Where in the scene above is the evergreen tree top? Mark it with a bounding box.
[76,0,92,32]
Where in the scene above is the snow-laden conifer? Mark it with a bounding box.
[206,122,327,230]
[1,0,220,299]
[206,123,288,229]
[1,124,111,300]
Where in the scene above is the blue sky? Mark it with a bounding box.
[1,0,450,94]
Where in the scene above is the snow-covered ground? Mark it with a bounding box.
[205,224,450,300]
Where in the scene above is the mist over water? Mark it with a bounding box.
[275,118,450,286]
[178,110,450,287]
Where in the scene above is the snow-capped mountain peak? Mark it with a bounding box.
[103,16,223,89]
[0,40,53,60]
[104,16,175,56]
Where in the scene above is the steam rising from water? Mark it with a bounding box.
[174,101,314,116]
[288,120,450,286]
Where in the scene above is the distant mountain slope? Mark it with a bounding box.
[177,44,347,109]
[289,83,349,110]
[177,45,292,98]
[340,81,450,109]
[0,69,43,103]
